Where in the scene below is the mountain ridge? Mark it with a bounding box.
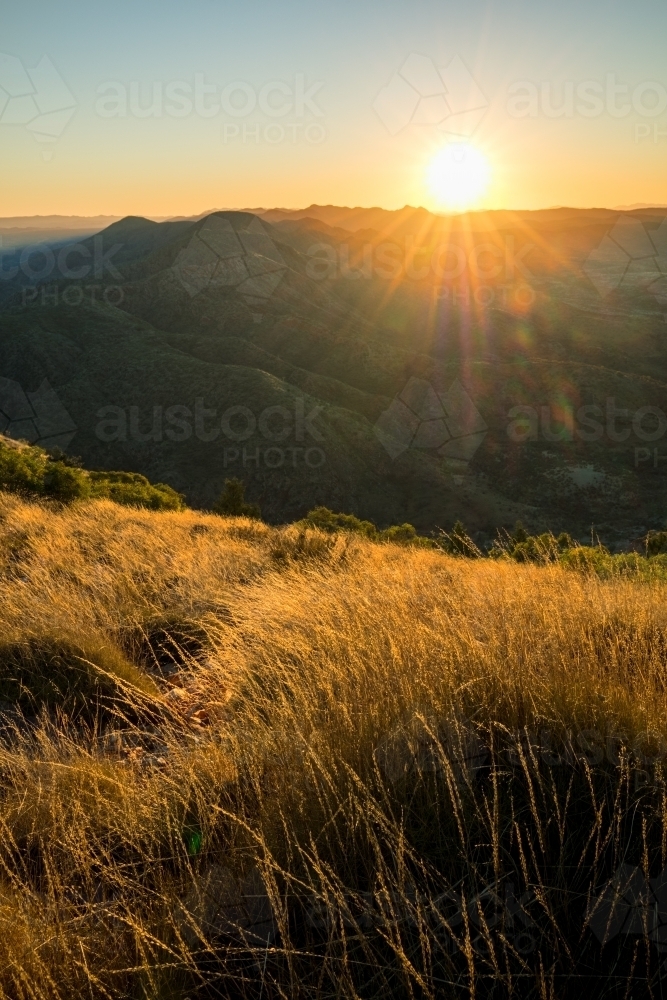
[0,204,666,542]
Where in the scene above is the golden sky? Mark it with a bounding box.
[1,0,666,217]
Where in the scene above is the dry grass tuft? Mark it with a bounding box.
[0,494,665,997]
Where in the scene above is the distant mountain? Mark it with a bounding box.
[1,204,666,543]
[0,215,122,230]
[258,203,630,234]
[614,203,667,211]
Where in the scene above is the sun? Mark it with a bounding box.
[427,143,490,211]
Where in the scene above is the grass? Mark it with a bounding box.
[0,493,666,996]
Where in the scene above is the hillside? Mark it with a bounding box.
[1,205,666,541]
[0,493,665,996]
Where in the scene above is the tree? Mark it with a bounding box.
[645,530,667,557]
[213,478,261,519]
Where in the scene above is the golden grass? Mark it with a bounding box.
[0,494,665,996]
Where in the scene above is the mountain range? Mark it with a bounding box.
[1,203,666,545]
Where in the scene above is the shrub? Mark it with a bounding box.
[492,528,579,564]
[0,444,92,502]
[43,461,91,502]
[45,446,83,468]
[303,506,435,546]
[303,506,376,537]
[381,522,418,543]
[0,442,51,496]
[89,471,184,510]
[512,519,529,544]
[0,438,185,510]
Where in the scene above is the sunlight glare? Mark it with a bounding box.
[427,143,490,211]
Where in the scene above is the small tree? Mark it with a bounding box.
[213,478,261,519]
[645,530,667,557]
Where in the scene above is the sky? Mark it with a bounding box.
[1,0,666,217]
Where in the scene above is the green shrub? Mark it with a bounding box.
[303,507,435,546]
[488,525,667,580]
[89,471,184,510]
[0,444,92,503]
[512,519,529,544]
[304,506,376,537]
[559,544,610,574]
[43,461,91,502]
[0,438,186,510]
[0,443,50,496]
[381,522,417,543]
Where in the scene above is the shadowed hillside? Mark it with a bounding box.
[1,205,666,543]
